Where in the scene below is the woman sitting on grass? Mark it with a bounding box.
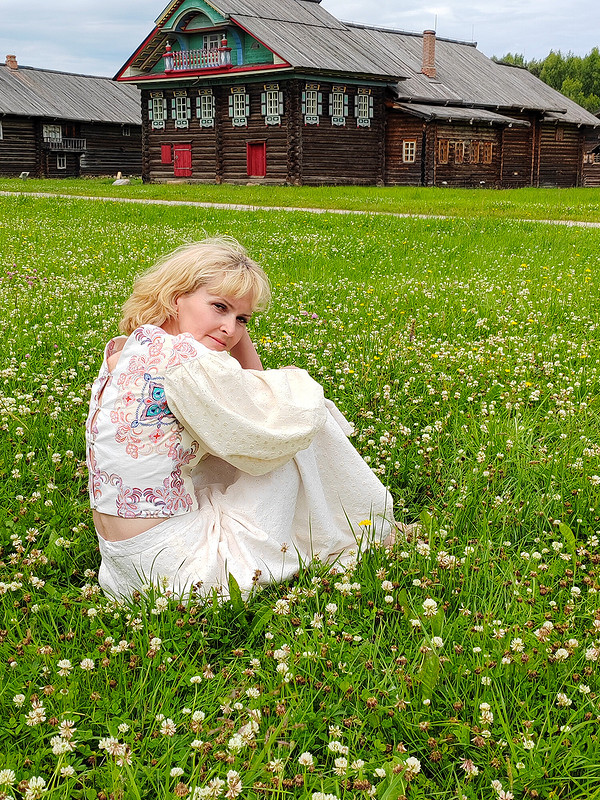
[86,237,396,599]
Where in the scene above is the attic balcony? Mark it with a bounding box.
[42,137,87,151]
[163,42,232,73]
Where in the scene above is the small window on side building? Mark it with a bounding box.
[57,154,66,170]
[438,140,449,164]
[454,141,465,164]
[402,140,416,163]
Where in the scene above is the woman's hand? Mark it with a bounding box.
[229,328,263,370]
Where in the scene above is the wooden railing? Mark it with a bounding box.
[42,137,87,151]
[170,47,230,71]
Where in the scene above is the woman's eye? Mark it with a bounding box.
[214,303,227,311]
[237,317,249,325]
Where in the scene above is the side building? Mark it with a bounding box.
[0,55,142,178]
[115,0,599,187]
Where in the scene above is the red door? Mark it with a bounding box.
[173,143,192,177]
[247,142,266,177]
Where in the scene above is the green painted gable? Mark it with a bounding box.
[159,0,227,31]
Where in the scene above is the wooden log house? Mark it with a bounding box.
[0,56,142,178]
[115,0,599,187]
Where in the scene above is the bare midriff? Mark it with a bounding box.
[93,511,165,542]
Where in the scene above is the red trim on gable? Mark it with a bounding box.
[114,27,161,81]
[117,62,291,82]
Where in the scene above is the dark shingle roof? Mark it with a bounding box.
[0,63,141,124]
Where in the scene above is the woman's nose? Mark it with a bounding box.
[220,315,235,333]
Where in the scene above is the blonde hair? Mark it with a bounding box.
[120,237,271,335]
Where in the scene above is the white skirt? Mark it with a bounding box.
[97,406,395,599]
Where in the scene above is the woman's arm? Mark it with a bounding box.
[229,328,263,370]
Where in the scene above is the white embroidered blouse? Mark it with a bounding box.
[86,325,327,518]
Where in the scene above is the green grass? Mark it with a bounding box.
[2,176,600,222]
[1,190,600,799]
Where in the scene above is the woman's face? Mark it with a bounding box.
[165,287,254,351]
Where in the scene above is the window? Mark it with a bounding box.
[304,90,318,116]
[43,124,62,141]
[148,95,167,130]
[0,121,3,140]
[122,125,131,137]
[482,142,493,164]
[302,85,322,124]
[172,93,191,129]
[555,127,564,142]
[329,87,348,126]
[203,32,223,50]
[438,139,449,164]
[228,87,250,126]
[402,140,416,163]
[471,141,480,163]
[196,90,215,127]
[454,141,465,164]
[355,90,373,127]
[261,85,283,125]
[57,154,66,170]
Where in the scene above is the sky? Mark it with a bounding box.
[1,0,598,77]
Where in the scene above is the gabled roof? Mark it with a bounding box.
[116,0,599,128]
[117,0,411,81]
[0,62,141,125]
[353,25,598,126]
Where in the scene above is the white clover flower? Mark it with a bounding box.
[190,675,202,684]
[556,693,572,707]
[334,756,348,775]
[13,694,26,706]
[170,767,184,778]
[431,636,444,648]
[80,658,95,671]
[404,756,421,778]
[510,638,524,652]
[190,739,204,750]
[160,718,177,736]
[422,598,438,617]
[0,769,16,785]
[192,710,205,723]
[56,659,72,676]
[298,751,314,767]
[554,648,569,661]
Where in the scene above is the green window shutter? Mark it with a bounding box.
[354,97,359,117]
[195,97,201,118]
[148,99,153,120]
[163,98,168,118]
[261,92,266,116]
[211,95,215,117]
[245,94,250,117]
[317,92,323,116]
[278,91,284,115]
[343,94,349,116]
[301,91,306,115]
[171,98,176,118]
[368,95,374,118]
[328,93,333,116]
[228,95,234,117]
[186,97,191,118]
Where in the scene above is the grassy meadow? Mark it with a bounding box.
[2,178,600,223]
[1,186,600,799]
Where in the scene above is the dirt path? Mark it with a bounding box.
[2,190,600,228]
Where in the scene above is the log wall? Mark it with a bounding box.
[538,124,581,187]
[500,119,534,187]
[299,84,385,185]
[0,116,37,176]
[432,123,501,187]
[384,113,424,186]
[79,123,142,176]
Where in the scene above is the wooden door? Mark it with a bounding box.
[173,143,192,177]
[246,141,266,177]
